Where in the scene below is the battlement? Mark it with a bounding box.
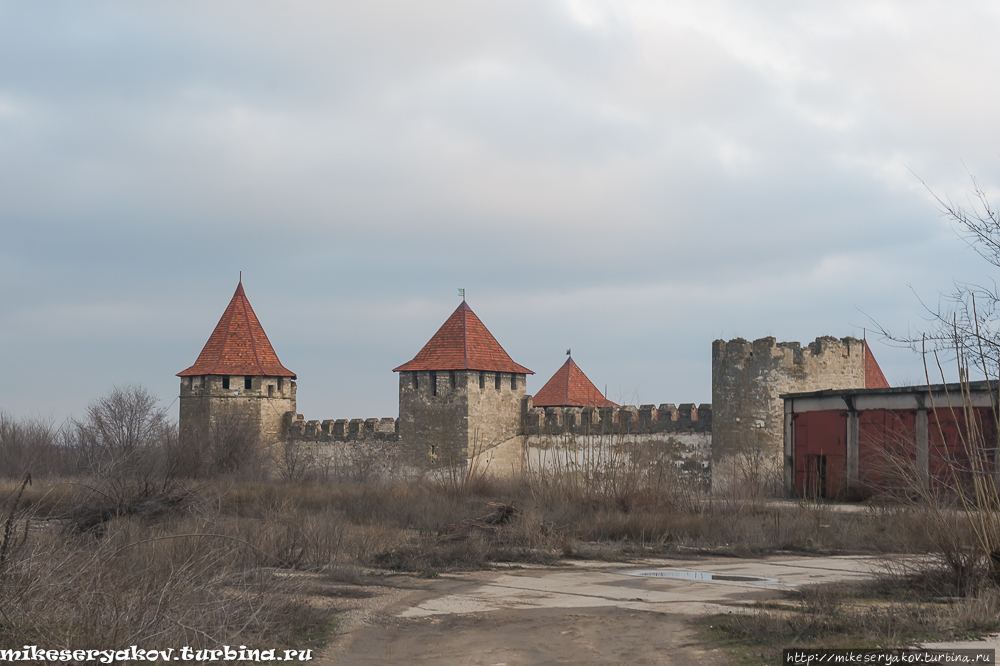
[521,398,711,436]
[712,336,863,368]
[284,412,398,443]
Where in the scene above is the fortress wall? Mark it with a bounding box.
[284,412,398,442]
[284,396,713,482]
[474,431,711,482]
[521,400,711,436]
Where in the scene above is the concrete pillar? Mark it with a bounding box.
[784,402,795,497]
[846,410,859,492]
[916,409,929,490]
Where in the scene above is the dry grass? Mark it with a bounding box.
[0,517,329,653]
[704,570,1000,665]
[0,449,978,656]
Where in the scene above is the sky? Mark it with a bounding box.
[3,1,1000,424]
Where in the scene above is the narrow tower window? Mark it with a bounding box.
[222,376,230,390]
[244,376,252,390]
[479,372,485,389]
[450,370,456,389]
[431,371,437,396]
[278,377,283,391]
[495,373,501,390]
[268,384,274,397]
[511,374,517,390]
[413,372,418,389]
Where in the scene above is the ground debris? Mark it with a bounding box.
[439,502,519,542]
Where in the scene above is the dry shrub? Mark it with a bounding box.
[0,477,348,654]
[368,505,560,572]
[0,518,328,652]
[0,414,70,478]
[522,432,706,513]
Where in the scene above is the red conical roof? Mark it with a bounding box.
[177,280,295,378]
[531,356,616,407]
[393,301,532,374]
[864,342,889,389]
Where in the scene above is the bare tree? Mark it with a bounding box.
[74,385,171,456]
[71,385,174,479]
[878,174,1000,382]
[205,405,266,479]
[0,413,68,478]
[868,173,1000,592]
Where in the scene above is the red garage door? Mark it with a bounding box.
[794,410,847,498]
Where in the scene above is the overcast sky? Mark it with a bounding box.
[3,1,1000,423]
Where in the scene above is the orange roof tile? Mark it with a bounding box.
[865,343,889,389]
[393,301,532,374]
[531,356,617,407]
[177,280,295,378]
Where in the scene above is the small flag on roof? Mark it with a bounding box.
[458,288,465,300]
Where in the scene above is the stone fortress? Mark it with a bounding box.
[177,280,891,477]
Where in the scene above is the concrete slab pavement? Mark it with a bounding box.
[399,555,887,618]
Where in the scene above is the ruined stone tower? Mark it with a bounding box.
[177,280,296,446]
[711,336,888,460]
[393,301,532,463]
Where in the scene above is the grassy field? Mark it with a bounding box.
[2,469,989,660]
[701,574,1000,666]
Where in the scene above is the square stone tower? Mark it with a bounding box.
[394,300,532,464]
[177,280,296,447]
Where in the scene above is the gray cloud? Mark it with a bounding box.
[2,0,998,420]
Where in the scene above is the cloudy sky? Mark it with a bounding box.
[3,1,1000,423]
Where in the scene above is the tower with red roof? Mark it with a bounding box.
[394,300,532,462]
[532,356,617,408]
[178,279,296,446]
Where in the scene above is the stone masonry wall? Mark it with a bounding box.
[179,374,296,445]
[284,412,398,442]
[396,370,526,464]
[521,399,711,437]
[285,393,711,480]
[711,336,865,459]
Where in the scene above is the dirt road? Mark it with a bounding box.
[320,555,884,665]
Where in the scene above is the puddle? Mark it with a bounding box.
[623,570,786,585]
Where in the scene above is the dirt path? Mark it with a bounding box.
[337,606,726,665]
[318,555,885,665]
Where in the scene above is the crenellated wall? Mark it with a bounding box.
[474,399,712,481]
[521,400,711,436]
[284,412,398,442]
[285,395,713,479]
